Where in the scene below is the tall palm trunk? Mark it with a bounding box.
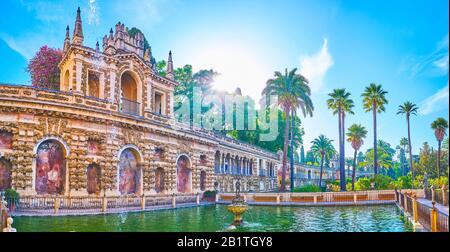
[319,154,324,187]
[407,114,414,181]
[352,149,357,191]
[437,140,441,177]
[290,109,295,191]
[373,102,378,175]
[339,109,346,191]
[281,107,290,192]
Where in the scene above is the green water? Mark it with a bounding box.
[13,204,413,232]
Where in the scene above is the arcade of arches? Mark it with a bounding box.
[0,125,279,196]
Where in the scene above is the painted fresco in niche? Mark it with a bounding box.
[87,140,101,156]
[0,158,12,191]
[35,140,66,194]
[87,163,101,194]
[200,171,206,191]
[119,149,140,195]
[177,155,191,193]
[0,131,13,149]
[155,168,165,193]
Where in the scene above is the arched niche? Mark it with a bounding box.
[176,154,192,193]
[34,139,68,195]
[87,163,101,195]
[118,147,142,195]
[155,167,165,193]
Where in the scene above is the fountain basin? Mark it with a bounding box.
[227,203,248,226]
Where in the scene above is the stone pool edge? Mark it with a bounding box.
[10,202,215,217]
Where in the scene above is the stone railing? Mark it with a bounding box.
[217,189,423,205]
[6,193,202,215]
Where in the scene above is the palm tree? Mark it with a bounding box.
[346,124,368,190]
[262,68,314,192]
[399,137,409,175]
[397,101,418,180]
[431,117,449,177]
[310,135,336,187]
[327,89,354,191]
[362,83,388,175]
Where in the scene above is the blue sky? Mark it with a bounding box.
[0,0,448,157]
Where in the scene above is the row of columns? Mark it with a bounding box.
[215,152,254,176]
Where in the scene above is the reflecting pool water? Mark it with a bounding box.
[13,204,413,232]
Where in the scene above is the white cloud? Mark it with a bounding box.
[403,34,449,77]
[0,33,44,59]
[419,84,449,115]
[299,38,333,93]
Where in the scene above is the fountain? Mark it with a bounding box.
[227,178,248,226]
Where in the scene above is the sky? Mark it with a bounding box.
[0,0,448,157]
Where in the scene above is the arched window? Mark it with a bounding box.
[63,70,70,91]
[120,72,139,115]
[87,163,101,195]
[88,71,100,98]
[225,154,231,173]
[119,148,141,195]
[214,151,221,174]
[177,155,191,193]
[155,167,165,193]
[35,140,66,195]
[200,170,206,191]
[0,158,12,191]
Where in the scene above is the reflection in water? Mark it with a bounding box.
[13,205,414,232]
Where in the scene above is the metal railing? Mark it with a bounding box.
[396,190,449,232]
[120,98,140,116]
[424,186,448,206]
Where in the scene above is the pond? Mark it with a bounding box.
[12,204,413,232]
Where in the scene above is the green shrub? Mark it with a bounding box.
[293,184,322,192]
[374,174,394,190]
[429,176,449,188]
[354,177,371,191]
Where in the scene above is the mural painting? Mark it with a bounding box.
[119,148,140,195]
[155,167,165,193]
[177,155,191,193]
[0,131,13,149]
[35,140,66,194]
[87,163,101,194]
[0,158,12,191]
